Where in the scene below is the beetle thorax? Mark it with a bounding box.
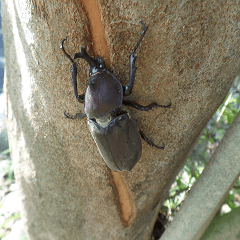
[95,113,113,128]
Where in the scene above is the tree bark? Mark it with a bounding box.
[2,0,240,239]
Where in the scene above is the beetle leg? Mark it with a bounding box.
[60,39,84,103]
[124,21,148,96]
[139,130,165,150]
[64,111,86,120]
[123,100,171,111]
[73,46,98,70]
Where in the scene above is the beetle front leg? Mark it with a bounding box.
[73,46,99,72]
[60,39,84,103]
[123,21,148,96]
[123,100,171,111]
[139,130,165,150]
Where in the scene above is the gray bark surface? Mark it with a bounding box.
[2,0,240,239]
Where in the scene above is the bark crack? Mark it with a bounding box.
[80,0,110,66]
[80,0,134,225]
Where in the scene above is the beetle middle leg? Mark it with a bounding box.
[60,39,85,103]
[124,21,148,96]
[64,111,86,120]
[139,130,165,150]
[123,100,171,111]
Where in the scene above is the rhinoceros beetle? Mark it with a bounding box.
[60,21,171,172]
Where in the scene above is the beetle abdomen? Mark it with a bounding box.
[87,112,142,171]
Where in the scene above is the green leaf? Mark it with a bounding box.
[0,213,21,229]
[0,149,10,155]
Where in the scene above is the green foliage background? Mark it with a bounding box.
[163,75,240,220]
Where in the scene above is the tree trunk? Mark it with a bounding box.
[2,0,240,239]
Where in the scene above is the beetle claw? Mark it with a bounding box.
[60,39,74,64]
[64,111,86,120]
[139,130,165,150]
[153,143,165,150]
[166,102,172,108]
[156,102,172,109]
[64,111,71,119]
[140,20,148,32]
[60,39,67,49]
[133,56,138,63]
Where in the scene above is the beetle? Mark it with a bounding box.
[60,21,171,171]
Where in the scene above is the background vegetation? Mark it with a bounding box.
[162,75,240,223]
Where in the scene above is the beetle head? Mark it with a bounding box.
[90,56,107,76]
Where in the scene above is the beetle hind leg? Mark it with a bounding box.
[139,130,165,150]
[123,100,171,111]
[64,111,86,120]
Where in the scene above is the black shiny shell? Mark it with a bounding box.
[87,112,142,171]
[84,71,123,119]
